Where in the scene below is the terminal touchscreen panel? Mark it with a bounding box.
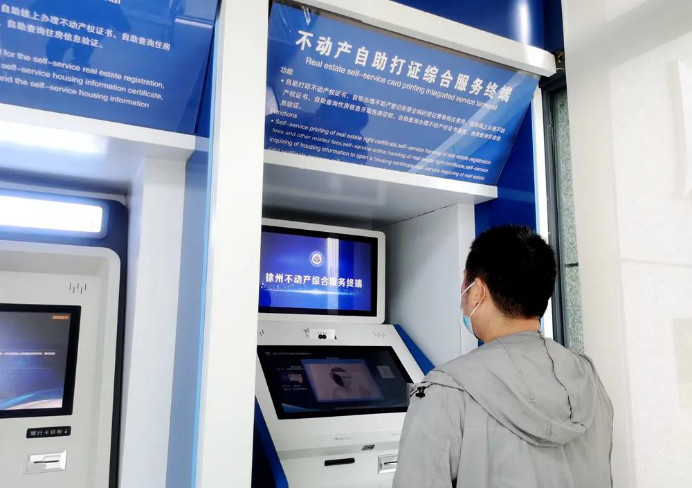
[259,226,378,316]
[258,346,411,419]
[0,304,80,418]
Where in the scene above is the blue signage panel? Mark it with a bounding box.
[266,2,539,185]
[0,0,216,133]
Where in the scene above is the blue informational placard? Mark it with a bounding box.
[265,2,539,185]
[0,0,216,133]
[259,228,375,315]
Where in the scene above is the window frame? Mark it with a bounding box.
[540,70,570,346]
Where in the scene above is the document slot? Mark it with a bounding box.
[25,451,67,474]
[378,453,398,474]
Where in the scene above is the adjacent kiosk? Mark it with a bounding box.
[254,219,426,488]
[0,0,219,484]
[0,193,125,488]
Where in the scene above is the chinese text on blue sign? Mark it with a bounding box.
[266,2,539,184]
[0,0,216,133]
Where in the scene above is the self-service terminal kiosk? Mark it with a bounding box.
[254,220,426,488]
[0,193,124,488]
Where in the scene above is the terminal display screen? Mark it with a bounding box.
[0,304,80,418]
[258,345,411,419]
[259,226,378,316]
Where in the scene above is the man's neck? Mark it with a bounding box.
[481,317,541,343]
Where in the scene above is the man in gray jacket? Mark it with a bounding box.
[394,225,613,488]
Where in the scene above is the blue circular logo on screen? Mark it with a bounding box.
[310,251,324,267]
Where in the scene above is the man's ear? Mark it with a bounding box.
[474,277,490,302]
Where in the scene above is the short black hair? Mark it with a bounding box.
[465,225,556,319]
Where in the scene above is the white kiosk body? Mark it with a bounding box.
[256,322,423,488]
[0,240,120,488]
[255,220,425,488]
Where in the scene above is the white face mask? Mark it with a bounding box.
[460,281,485,339]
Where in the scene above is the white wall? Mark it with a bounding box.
[562,1,692,486]
[384,204,477,366]
[121,158,186,488]
[194,0,269,486]
[167,147,210,488]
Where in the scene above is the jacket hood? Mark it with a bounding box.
[426,331,601,447]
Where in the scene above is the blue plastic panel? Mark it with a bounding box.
[474,108,537,236]
[394,324,435,375]
[253,401,289,488]
[394,0,546,49]
[0,0,217,133]
[265,1,538,185]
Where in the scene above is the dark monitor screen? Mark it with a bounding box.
[259,226,378,316]
[258,345,411,419]
[0,304,80,418]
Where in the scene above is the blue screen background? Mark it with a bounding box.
[259,230,374,313]
[0,311,71,410]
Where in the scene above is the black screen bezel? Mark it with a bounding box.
[258,345,412,419]
[259,225,379,317]
[0,303,81,419]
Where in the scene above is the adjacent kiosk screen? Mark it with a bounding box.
[0,304,80,418]
[259,226,378,316]
[258,345,411,419]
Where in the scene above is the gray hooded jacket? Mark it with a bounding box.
[393,331,613,488]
